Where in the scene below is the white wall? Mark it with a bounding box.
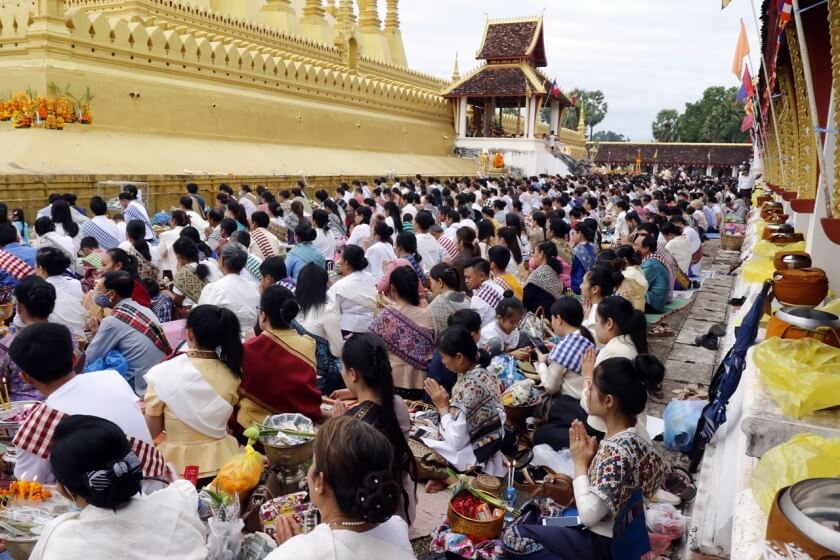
[454,138,571,177]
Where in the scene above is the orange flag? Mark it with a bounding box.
[732,18,750,79]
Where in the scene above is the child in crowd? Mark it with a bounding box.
[479,297,529,360]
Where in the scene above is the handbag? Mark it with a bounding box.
[612,488,651,560]
[519,306,554,341]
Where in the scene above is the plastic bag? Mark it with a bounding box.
[211,445,264,497]
[206,494,244,560]
[752,239,806,259]
[663,399,708,452]
[84,349,130,379]
[645,502,686,539]
[503,380,534,407]
[750,433,840,513]
[531,444,574,477]
[754,337,840,418]
[742,257,775,284]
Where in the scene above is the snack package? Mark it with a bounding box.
[259,492,319,537]
[211,445,264,497]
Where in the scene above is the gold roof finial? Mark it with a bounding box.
[452,53,460,82]
[577,101,586,137]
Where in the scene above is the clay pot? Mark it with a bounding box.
[766,213,790,225]
[769,232,805,245]
[767,308,840,348]
[773,251,812,271]
[773,268,829,307]
[762,223,794,240]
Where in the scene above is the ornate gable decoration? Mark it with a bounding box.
[476,17,546,67]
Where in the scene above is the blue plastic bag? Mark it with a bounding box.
[663,399,708,452]
[153,211,171,227]
[84,349,130,380]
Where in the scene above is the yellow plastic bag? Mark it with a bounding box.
[742,257,775,284]
[819,297,840,316]
[751,433,840,513]
[754,337,840,418]
[752,239,806,258]
[211,444,264,496]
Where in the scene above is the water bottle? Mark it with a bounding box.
[504,485,517,523]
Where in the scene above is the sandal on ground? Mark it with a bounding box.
[662,466,697,503]
[648,323,674,337]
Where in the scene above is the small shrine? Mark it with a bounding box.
[443,16,584,176]
[443,16,573,139]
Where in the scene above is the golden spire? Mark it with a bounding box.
[385,0,400,31]
[337,0,355,29]
[302,0,326,19]
[451,53,460,82]
[577,101,586,137]
[358,0,380,31]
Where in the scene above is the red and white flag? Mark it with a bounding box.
[778,0,793,28]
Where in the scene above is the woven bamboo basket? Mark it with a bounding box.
[721,233,745,251]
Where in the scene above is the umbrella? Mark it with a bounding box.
[688,280,773,473]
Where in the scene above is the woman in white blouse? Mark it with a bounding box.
[365,221,397,283]
[311,209,337,261]
[327,245,378,335]
[346,206,373,248]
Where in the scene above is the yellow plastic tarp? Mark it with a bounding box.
[752,239,806,258]
[751,433,840,514]
[754,337,840,418]
[741,240,807,284]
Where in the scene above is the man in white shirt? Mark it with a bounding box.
[179,196,209,239]
[661,222,692,275]
[35,247,87,337]
[198,242,260,338]
[10,322,167,493]
[737,167,755,205]
[463,257,504,327]
[80,196,122,250]
[248,211,283,260]
[414,210,444,273]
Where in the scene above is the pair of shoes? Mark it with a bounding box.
[729,296,746,306]
[694,333,719,350]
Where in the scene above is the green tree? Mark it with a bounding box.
[651,109,680,142]
[591,130,628,142]
[668,86,748,143]
[561,89,608,140]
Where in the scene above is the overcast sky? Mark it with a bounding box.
[395,0,761,141]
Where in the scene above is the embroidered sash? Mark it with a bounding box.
[174,265,208,303]
[0,250,33,280]
[110,301,172,355]
[369,306,434,371]
[13,402,168,479]
[127,245,159,280]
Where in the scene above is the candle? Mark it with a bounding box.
[2,377,9,408]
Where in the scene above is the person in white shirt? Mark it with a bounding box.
[463,258,505,328]
[118,193,155,241]
[610,200,630,242]
[249,211,284,260]
[414,210,444,274]
[479,298,530,360]
[365,221,397,282]
[29,414,205,560]
[179,196,209,239]
[238,186,259,219]
[35,247,87,337]
[737,167,755,203]
[157,211,188,276]
[328,245,378,334]
[80,196,122,250]
[198,242,260,339]
[311,209,337,261]
[661,222,692,275]
[346,206,373,248]
[9,323,168,495]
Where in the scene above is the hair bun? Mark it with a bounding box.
[352,470,400,524]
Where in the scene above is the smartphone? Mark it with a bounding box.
[541,516,581,527]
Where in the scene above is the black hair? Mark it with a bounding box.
[549,296,595,343]
[89,196,108,216]
[341,244,368,271]
[14,276,56,319]
[464,256,490,277]
[173,238,210,281]
[496,227,522,264]
[395,231,420,263]
[388,266,420,306]
[141,277,160,298]
[536,241,563,275]
[355,206,373,225]
[456,227,478,257]
[447,308,482,333]
[103,270,135,299]
[313,416,401,524]
[638,233,658,252]
[34,216,55,236]
[373,220,394,244]
[549,217,571,239]
[437,325,491,368]
[295,262,328,314]
[586,265,620,298]
[477,219,496,242]
[414,210,435,231]
[260,284,300,329]
[50,415,142,510]
[341,333,416,518]
[106,248,141,282]
[596,295,649,354]
[614,245,642,269]
[170,209,190,228]
[218,183,234,195]
[295,224,317,244]
[505,213,524,239]
[383,202,403,234]
[36,247,71,276]
[9,322,74,383]
[0,223,18,246]
[51,200,79,238]
[187,305,243,376]
[125,220,152,261]
[487,244,511,272]
[593,356,665,418]
[259,256,287,283]
[429,263,461,291]
[496,297,524,319]
[251,211,270,229]
[574,221,596,243]
[80,236,99,250]
[660,222,679,237]
[227,201,248,229]
[186,183,199,194]
[312,209,330,232]
[220,218,238,236]
[179,196,194,211]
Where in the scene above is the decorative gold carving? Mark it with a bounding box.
[827,0,840,215]
[787,30,818,199]
[777,70,798,192]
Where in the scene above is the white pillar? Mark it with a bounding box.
[705,165,713,177]
[549,100,560,135]
[458,97,467,138]
[523,97,531,138]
